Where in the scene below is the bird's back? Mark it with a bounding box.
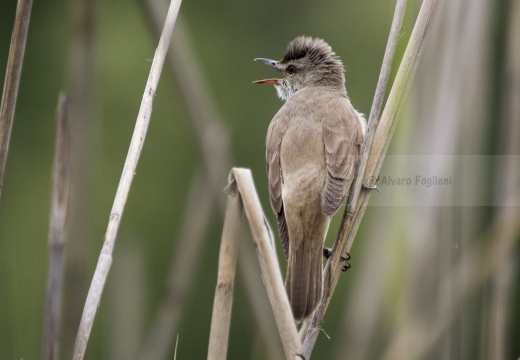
[266,86,361,321]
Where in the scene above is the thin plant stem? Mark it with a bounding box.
[71,0,183,358]
[41,93,72,360]
[300,0,439,357]
[0,0,33,200]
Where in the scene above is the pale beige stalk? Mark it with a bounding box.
[72,0,183,358]
[41,93,72,360]
[207,180,243,360]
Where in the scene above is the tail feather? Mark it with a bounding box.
[286,243,323,322]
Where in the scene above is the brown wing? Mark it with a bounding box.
[321,100,363,216]
[266,123,289,260]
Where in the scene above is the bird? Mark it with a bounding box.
[253,36,366,322]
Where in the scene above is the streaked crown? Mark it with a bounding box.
[281,36,345,88]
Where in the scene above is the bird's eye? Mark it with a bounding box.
[286,65,296,74]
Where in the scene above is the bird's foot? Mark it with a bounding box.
[363,183,381,193]
[363,175,381,193]
[341,252,351,272]
[323,247,351,271]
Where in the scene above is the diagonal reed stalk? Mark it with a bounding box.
[41,93,72,360]
[299,0,439,357]
[0,0,33,201]
[71,0,183,358]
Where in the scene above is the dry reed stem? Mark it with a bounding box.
[227,168,302,360]
[300,0,439,357]
[71,0,183,358]
[207,180,243,360]
[41,93,72,360]
[0,0,33,200]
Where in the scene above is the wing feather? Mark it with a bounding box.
[321,99,364,216]
[266,123,290,260]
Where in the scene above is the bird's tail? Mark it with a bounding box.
[285,241,323,322]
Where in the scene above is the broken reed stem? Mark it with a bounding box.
[71,1,183,358]
[207,180,243,360]
[224,168,302,360]
[0,0,33,200]
[300,0,439,357]
[41,93,72,360]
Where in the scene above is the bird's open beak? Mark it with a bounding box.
[252,78,281,85]
[253,58,283,85]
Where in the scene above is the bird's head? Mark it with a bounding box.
[253,36,345,101]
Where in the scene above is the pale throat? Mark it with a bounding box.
[274,79,297,101]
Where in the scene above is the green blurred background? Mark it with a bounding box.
[1,0,519,359]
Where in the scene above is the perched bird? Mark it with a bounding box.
[254,36,366,322]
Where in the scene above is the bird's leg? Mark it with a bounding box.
[323,247,351,271]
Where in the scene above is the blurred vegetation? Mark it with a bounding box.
[0,0,518,359]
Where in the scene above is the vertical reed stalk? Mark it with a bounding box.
[41,93,72,360]
[207,180,242,360]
